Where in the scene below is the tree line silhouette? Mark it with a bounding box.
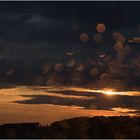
[1,116,140,138]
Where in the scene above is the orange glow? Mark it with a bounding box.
[112,107,137,113]
[102,88,119,95]
[96,23,106,33]
[41,86,140,96]
[0,86,140,125]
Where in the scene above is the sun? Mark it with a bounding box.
[103,88,119,95]
[104,90,116,95]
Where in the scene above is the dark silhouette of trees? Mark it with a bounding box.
[1,116,140,138]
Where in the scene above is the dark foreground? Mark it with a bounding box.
[1,116,140,139]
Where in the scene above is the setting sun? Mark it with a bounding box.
[102,89,120,95]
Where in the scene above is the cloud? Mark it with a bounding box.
[0,2,139,90]
[27,15,50,26]
[15,90,140,114]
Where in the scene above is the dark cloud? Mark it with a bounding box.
[0,2,139,89]
[15,90,140,114]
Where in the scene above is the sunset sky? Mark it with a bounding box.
[0,1,140,125]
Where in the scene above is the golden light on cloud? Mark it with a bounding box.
[112,107,137,114]
[128,37,140,43]
[0,86,139,126]
[41,86,140,97]
[102,88,119,95]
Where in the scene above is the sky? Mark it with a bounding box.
[0,2,140,89]
[0,2,140,125]
[0,2,139,60]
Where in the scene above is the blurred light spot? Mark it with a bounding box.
[69,72,84,84]
[114,42,124,52]
[123,45,133,55]
[33,75,45,85]
[80,33,89,43]
[98,53,106,58]
[42,63,51,75]
[65,51,75,56]
[5,68,15,76]
[75,63,85,72]
[85,58,97,66]
[67,60,75,68]
[100,73,110,80]
[89,68,99,77]
[98,61,104,66]
[131,37,140,43]
[112,32,125,43]
[102,54,110,62]
[54,63,64,72]
[93,33,103,43]
[108,60,118,68]
[47,73,58,85]
[96,23,106,33]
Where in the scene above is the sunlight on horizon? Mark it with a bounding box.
[0,85,139,125]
